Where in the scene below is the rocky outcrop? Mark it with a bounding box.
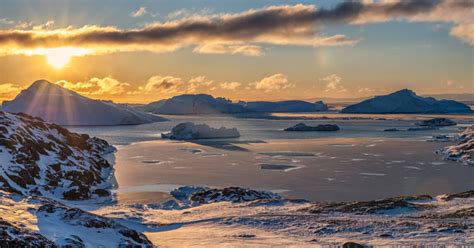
[305,195,432,215]
[0,111,116,200]
[415,118,457,127]
[284,123,340,131]
[438,125,473,165]
[157,186,282,209]
[0,218,56,247]
[0,191,153,246]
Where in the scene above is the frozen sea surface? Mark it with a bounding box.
[68,114,474,202]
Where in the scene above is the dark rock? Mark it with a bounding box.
[342,242,366,248]
[306,195,432,214]
[415,118,457,127]
[284,123,340,132]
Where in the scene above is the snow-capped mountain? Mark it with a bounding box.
[239,100,328,112]
[143,94,328,115]
[1,80,167,125]
[144,94,245,114]
[0,111,116,200]
[341,89,472,114]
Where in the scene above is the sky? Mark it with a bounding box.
[0,0,472,103]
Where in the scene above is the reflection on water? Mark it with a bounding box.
[68,114,474,203]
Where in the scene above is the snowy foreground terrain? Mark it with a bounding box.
[0,111,473,246]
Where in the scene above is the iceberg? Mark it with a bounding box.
[161,122,240,140]
[341,89,472,114]
[1,80,167,126]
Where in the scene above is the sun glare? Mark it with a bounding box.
[27,47,91,69]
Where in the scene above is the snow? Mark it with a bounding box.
[341,89,472,114]
[0,111,117,200]
[1,80,167,125]
[438,125,473,165]
[161,122,240,140]
[90,188,474,246]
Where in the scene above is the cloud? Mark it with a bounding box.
[0,83,22,100]
[131,7,148,17]
[140,75,213,94]
[193,43,264,56]
[0,1,471,57]
[141,75,184,93]
[220,82,241,90]
[320,74,347,93]
[250,73,294,92]
[188,76,213,92]
[357,87,376,93]
[450,23,474,45]
[56,77,130,95]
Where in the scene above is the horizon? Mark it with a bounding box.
[0,0,473,104]
[1,79,474,105]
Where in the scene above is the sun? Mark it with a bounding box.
[32,47,91,69]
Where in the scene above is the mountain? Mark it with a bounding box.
[341,89,472,114]
[143,94,328,115]
[144,94,245,114]
[1,80,167,125]
[0,111,116,200]
[239,100,328,112]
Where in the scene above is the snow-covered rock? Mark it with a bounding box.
[169,186,281,208]
[284,123,340,131]
[144,94,245,115]
[0,111,116,200]
[0,191,153,246]
[239,100,328,113]
[415,118,457,127]
[1,80,167,125]
[438,125,473,165]
[161,122,240,140]
[341,89,472,114]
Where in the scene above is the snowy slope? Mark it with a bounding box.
[341,89,472,113]
[94,188,474,246]
[0,191,152,246]
[0,111,117,200]
[1,80,167,125]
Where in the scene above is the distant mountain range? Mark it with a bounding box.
[341,89,472,114]
[143,94,329,115]
[307,93,474,104]
[1,81,471,126]
[1,80,167,126]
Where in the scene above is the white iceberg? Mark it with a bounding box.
[144,94,245,115]
[161,122,240,140]
[341,89,472,113]
[1,80,167,126]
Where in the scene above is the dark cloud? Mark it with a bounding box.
[0,0,471,53]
